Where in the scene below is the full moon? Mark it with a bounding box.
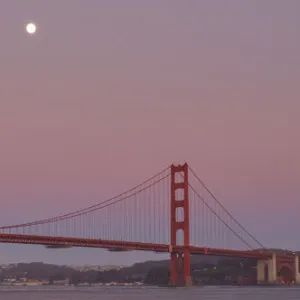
[26,22,37,34]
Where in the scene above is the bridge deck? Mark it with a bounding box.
[0,233,294,261]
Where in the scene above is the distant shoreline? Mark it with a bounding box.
[1,282,145,287]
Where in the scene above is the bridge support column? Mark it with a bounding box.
[169,163,192,287]
[170,249,192,286]
[267,253,277,284]
[294,256,300,284]
[257,253,277,284]
[257,260,266,284]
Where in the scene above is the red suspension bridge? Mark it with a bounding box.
[0,163,297,285]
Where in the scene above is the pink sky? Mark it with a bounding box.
[0,0,299,265]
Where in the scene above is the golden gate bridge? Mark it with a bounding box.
[0,163,298,285]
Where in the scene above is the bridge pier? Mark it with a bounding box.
[257,253,277,284]
[169,250,192,287]
[294,256,300,284]
[256,260,266,284]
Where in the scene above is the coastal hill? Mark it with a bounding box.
[0,254,259,285]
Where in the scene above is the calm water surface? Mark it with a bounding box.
[1,286,300,299]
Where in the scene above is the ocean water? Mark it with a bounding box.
[1,286,300,299]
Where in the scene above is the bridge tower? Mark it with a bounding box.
[169,163,192,286]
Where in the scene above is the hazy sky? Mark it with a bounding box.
[0,0,300,266]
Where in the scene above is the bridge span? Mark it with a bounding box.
[0,163,298,285]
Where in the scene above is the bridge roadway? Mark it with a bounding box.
[0,233,294,262]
